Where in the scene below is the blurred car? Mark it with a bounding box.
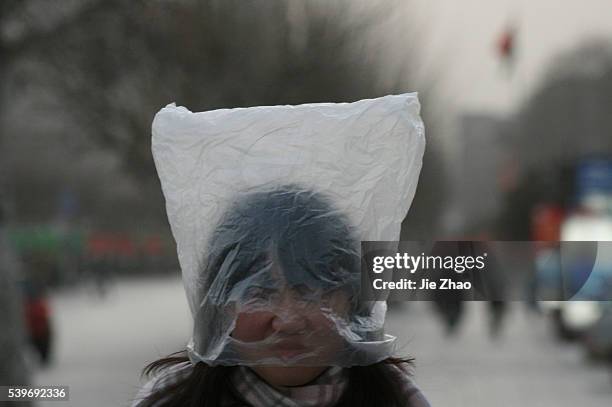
[533,201,612,340]
[549,201,612,340]
[583,302,612,362]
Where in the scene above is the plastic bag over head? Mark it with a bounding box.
[152,94,425,367]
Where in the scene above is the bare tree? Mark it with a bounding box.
[4,0,447,233]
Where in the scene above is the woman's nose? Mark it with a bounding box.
[271,293,308,333]
[271,311,307,334]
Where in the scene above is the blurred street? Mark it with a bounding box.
[387,303,612,406]
[32,276,612,407]
[33,276,190,407]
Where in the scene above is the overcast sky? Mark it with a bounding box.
[381,0,612,115]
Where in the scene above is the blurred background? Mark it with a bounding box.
[1,0,612,406]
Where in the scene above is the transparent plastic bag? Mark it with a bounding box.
[152,93,425,366]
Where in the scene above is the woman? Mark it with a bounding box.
[132,187,430,406]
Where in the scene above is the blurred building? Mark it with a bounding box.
[446,113,511,235]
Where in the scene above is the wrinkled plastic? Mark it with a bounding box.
[152,94,425,366]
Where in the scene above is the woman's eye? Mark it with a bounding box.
[244,287,274,301]
[294,290,321,307]
[321,288,350,304]
[293,284,317,298]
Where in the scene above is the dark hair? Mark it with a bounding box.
[202,186,360,300]
[136,352,415,407]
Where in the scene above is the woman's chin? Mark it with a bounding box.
[250,365,327,388]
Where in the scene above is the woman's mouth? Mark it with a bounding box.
[274,341,309,359]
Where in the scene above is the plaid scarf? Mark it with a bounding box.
[133,362,430,407]
[230,366,347,407]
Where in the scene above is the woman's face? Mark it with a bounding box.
[230,270,351,387]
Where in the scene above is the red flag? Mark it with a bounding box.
[496,25,517,75]
[497,26,515,60]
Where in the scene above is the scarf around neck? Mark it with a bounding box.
[230,366,348,407]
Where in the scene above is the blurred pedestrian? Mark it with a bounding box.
[487,300,507,338]
[22,280,53,365]
[428,242,470,336]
